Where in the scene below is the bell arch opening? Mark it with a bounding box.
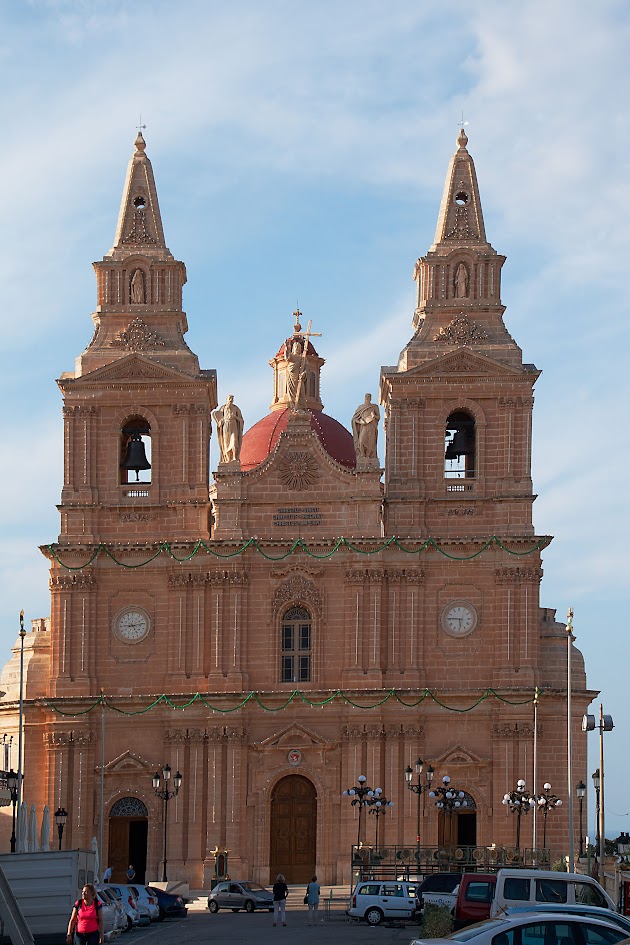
[120,415,152,484]
[445,410,476,479]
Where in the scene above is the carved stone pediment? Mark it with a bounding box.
[407,348,522,379]
[255,724,334,751]
[66,354,196,386]
[102,750,155,774]
[272,575,322,618]
[431,744,488,767]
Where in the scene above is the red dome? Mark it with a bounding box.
[240,408,356,471]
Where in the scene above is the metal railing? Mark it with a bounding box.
[351,844,553,880]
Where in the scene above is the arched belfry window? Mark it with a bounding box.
[120,416,152,484]
[445,410,476,479]
[281,606,312,683]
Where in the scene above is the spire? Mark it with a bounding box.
[108,132,171,259]
[431,127,487,249]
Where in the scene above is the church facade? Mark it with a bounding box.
[0,129,593,886]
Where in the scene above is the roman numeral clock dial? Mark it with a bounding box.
[440,600,478,638]
[113,607,150,643]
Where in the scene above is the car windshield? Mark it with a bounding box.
[242,883,267,892]
[450,919,509,941]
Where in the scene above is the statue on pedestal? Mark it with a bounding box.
[213,395,244,464]
[352,394,380,461]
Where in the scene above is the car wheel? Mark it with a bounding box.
[244,900,255,913]
[365,907,384,926]
[231,908,240,912]
[124,915,133,932]
[208,900,219,913]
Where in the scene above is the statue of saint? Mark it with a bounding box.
[131,269,145,304]
[455,262,469,299]
[213,395,244,463]
[284,339,306,405]
[352,393,380,461]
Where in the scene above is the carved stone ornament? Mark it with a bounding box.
[272,575,322,618]
[166,728,208,743]
[50,573,97,591]
[495,567,543,585]
[122,208,156,245]
[110,318,167,351]
[44,731,92,747]
[279,451,319,490]
[434,313,488,344]
[492,722,535,739]
[109,797,149,817]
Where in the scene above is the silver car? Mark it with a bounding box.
[129,884,160,922]
[104,884,141,931]
[208,881,274,913]
[98,888,126,935]
[96,891,121,941]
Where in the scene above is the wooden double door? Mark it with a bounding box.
[108,817,148,884]
[269,775,317,884]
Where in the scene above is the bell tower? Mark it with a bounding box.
[380,128,540,542]
[56,132,217,545]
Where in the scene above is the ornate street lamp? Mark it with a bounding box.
[54,807,68,851]
[592,769,601,852]
[343,775,378,854]
[405,759,434,865]
[152,764,183,882]
[535,783,562,848]
[576,781,586,858]
[368,793,393,851]
[502,779,535,849]
[430,775,467,847]
[6,769,18,853]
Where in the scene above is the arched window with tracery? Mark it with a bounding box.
[444,410,476,479]
[281,606,312,683]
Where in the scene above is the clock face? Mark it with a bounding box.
[114,608,150,643]
[441,601,477,637]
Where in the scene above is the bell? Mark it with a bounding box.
[445,428,474,460]
[122,432,151,481]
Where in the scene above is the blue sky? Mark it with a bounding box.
[0,0,628,839]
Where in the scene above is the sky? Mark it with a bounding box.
[0,0,628,840]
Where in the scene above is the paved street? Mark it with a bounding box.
[128,901,420,945]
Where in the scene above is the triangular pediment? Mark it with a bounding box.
[102,750,154,774]
[431,744,487,767]
[408,348,523,379]
[257,723,332,750]
[62,353,198,386]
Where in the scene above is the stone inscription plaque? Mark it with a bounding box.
[273,506,322,527]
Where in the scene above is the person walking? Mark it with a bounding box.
[306,874,320,925]
[67,884,103,945]
[272,873,289,926]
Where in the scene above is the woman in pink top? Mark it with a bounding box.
[67,884,103,945]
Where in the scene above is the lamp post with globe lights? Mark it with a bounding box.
[592,769,601,853]
[343,775,378,854]
[368,794,394,852]
[405,759,434,866]
[535,783,562,849]
[502,780,535,850]
[152,764,183,882]
[429,775,467,847]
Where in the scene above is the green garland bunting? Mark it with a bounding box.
[47,535,549,571]
[42,687,541,717]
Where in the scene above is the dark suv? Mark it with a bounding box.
[416,872,461,914]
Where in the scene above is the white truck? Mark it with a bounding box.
[0,849,96,945]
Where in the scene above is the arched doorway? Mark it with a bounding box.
[108,797,148,883]
[269,775,316,884]
[438,792,477,847]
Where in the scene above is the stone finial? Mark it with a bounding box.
[134,132,147,154]
[457,127,468,150]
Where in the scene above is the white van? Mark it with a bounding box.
[490,869,616,917]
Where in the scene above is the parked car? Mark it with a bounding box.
[506,905,630,933]
[410,912,630,945]
[129,884,160,922]
[348,880,417,925]
[416,872,462,914]
[146,886,188,920]
[453,874,496,928]
[103,883,141,931]
[98,887,126,936]
[490,869,616,917]
[208,881,274,913]
[96,890,121,941]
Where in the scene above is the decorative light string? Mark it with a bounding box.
[42,687,541,717]
[46,535,549,571]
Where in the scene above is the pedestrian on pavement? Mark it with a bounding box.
[126,864,136,882]
[102,866,112,883]
[67,883,103,945]
[306,874,320,925]
[272,873,288,926]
